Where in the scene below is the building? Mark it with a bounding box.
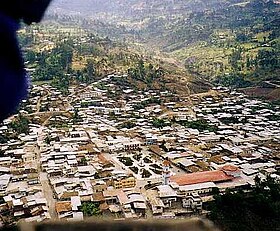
[156,185,177,208]
[182,193,202,212]
[162,160,171,185]
[113,176,136,189]
[170,165,241,186]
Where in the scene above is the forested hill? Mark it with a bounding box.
[46,0,280,99]
[149,0,280,88]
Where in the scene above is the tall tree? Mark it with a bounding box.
[86,59,95,83]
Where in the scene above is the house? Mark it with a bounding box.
[0,174,11,192]
[156,185,177,208]
[173,158,195,170]
[182,193,202,212]
[113,176,136,189]
[77,166,96,178]
[0,157,12,167]
[149,197,165,215]
[145,134,158,145]
[27,173,39,185]
[71,196,82,212]
[123,141,141,151]
[179,182,216,196]
[126,192,147,216]
[22,153,36,163]
[55,201,72,219]
[91,180,107,193]
[103,189,120,205]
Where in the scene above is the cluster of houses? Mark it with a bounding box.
[0,74,279,225]
[0,123,51,225]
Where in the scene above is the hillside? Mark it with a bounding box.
[49,0,244,18]
[19,23,209,97]
[46,0,280,98]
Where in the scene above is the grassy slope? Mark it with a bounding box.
[38,0,280,98]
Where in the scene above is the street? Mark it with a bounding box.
[40,172,57,219]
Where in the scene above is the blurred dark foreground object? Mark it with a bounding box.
[19,219,220,231]
[0,0,52,122]
[0,0,52,24]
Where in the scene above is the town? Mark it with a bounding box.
[0,73,279,225]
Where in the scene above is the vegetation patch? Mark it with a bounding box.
[134,97,162,110]
[152,118,168,129]
[9,114,30,135]
[143,157,152,164]
[129,166,139,174]
[0,134,8,144]
[118,157,133,166]
[133,153,142,161]
[81,202,101,217]
[267,114,280,121]
[178,119,218,132]
[119,121,136,129]
[220,117,247,124]
[208,176,280,231]
[141,169,152,178]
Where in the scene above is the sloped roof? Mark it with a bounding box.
[170,170,233,186]
[220,165,240,172]
[55,202,72,214]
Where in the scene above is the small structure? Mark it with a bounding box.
[162,160,171,185]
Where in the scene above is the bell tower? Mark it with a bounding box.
[162,160,171,185]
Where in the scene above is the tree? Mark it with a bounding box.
[229,48,242,70]
[128,60,165,87]
[137,59,146,80]
[80,157,87,166]
[208,176,280,231]
[31,40,74,82]
[10,114,30,135]
[142,169,152,178]
[72,109,82,123]
[51,72,70,95]
[85,59,95,83]
[257,49,279,69]
[236,32,249,42]
[120,121,136,129]
[44,135,51,145]
[0,134,8,144]
[25,50,36,63]
[81,202,101,217]
[180,120,218,132]
[119,157,133,166]
[58,41,73,71]
[152,118,166,129]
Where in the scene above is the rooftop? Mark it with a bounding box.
[55,202,72,214]
[171,170,233,186]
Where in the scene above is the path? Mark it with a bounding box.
[40,172,57,219]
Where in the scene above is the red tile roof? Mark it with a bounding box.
[162,160,170,166]
[171,170,233,186]
[220,165,240,172]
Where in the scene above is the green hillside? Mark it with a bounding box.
[48,0,280,91]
